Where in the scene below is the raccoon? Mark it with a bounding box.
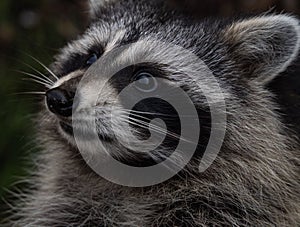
[8,0,300,226]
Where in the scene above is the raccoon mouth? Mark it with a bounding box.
[59,121,113,142]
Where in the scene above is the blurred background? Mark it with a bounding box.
[0,0,299,221]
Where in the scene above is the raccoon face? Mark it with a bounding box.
[43,0,300,168]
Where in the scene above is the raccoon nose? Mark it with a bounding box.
[46,88,74,117]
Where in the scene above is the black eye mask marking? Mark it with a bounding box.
[85,53,99,67]
[54,45,104,77]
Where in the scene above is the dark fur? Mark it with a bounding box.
[7,0,300,226]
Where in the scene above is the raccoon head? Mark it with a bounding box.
[43,0,300,175]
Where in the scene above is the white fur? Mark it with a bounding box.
[89,0,118,17]
[226,15,300,85]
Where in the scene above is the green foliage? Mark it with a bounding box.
[0,0,86,216]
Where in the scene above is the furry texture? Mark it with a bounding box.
[6,0,300,226]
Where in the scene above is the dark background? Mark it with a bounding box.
[0,0,299,221]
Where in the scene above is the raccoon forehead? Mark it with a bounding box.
[54,22,196,65]
[51,25,130,75]
[56,21,145,58]
[56,25,110,60]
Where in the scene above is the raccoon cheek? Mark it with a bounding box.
[223,15,300,85]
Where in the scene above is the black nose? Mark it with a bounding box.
[46,88,74,117]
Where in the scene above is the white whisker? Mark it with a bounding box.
[27,55,59,81]
[115,110,152,122]
[15,91,46,95]
[125,109,176,117]
[16,70,54,86]
[119,115,195,145]
[20,62,56,84]
[22,78,52,88]
[120,108,197,118]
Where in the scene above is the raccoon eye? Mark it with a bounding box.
[133,72,158,92]
[85,53,98,67]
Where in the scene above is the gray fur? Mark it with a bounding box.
[7,0,300,226]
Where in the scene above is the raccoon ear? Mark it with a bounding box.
[88,0,118,18]
[224,15,300,85]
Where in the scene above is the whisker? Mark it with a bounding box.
[14,91,46,96]
[94,107,198,119]
[19,61,56,85]
[127,117,170,136]
[15,70,54,86]
[26,54,59,81]
[22,78,52,88]
[120,116,195,144]
[120,109,198,118]
[123,115,166,132]
[120,117,167,137]
[133,119,187,142]
[114,110,152,122]
[112,109,197,144]
[119,108,225,125]
[124,114,197,145]
[125,109,176,117]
